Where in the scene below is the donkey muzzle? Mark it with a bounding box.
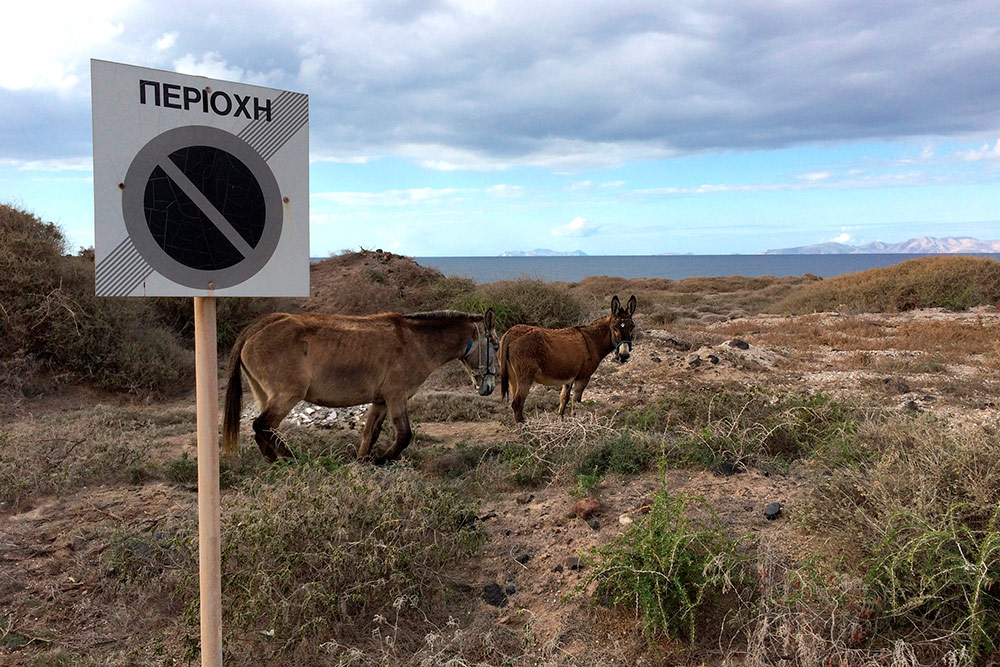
[615,340,633,363]
[478,374,495,396]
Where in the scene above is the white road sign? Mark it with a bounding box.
[91,59,309,296]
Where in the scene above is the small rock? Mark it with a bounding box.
[728,339,750,350]
[618,513,633,526]
[650,355,662,363]
[552,565,564,573]
[764,502,782,521]
[514,553,531,565]
[714,462,741,477]
[481,583,508,607]
[687,353,702,368]
[706,354,720,365]
[573,497,602,520]
[637,496,654,514]
[587,518,601,531]
[515,493,534,505]
[903,400,920,412]
[566,557,584,571]
[666,337,692,351]
[505,585,516,595]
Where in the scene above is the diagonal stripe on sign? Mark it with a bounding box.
[239,91,309,162]
[157,157,256,258]
[96,236,154,296]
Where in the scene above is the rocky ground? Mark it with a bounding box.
[3,306,999,665]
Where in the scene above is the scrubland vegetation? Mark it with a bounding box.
[2,203,999,665]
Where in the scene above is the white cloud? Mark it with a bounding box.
[0,156,92,172]
[797,171,831,182]
[173,52,280,87]
[486,184,525,198]
[957,139,1000,162]
[156,32,178,51]
[551,217,599,237]
[831,232,852,243]
[312,188,462,207]
[0,2,128,91]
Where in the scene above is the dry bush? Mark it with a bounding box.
[0,404,194,510]
[408,390,507,422]
[734,537,952,667]
[153,296,294,350]
[569,274,818,322]
[466,413,661,490]
[796,415,1000,658]
[773,255,1000,314]
[0,203,193,396]
[305,249,446,315]
[206,462,484,662]
[716,313,1000,366]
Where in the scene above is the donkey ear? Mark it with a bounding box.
[627,295,636,315]
[611,295,621,315]
[484,307,495,330]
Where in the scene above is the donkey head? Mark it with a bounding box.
[610,295,637,363]
[461,308,499,395]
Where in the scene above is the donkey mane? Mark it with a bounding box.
[405,310,484,322]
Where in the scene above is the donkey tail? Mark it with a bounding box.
[499,333,511,400]
[222,315,279,459]
[221,331,247,460]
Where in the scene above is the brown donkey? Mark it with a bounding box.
[499,295,636,423]
[223,309,497,463]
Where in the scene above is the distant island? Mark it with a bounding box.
[763,236,1000,255]
[499,249,588,257]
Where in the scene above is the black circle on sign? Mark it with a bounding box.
[123,126,282,290]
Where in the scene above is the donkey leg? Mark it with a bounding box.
[357,402,388,461]
[569,378,590,417]
[374,401,412,464]
[252,400,298,462]
[511,378,532,424]
[557,383,572,419]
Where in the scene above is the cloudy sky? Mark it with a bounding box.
[2,0,999,256]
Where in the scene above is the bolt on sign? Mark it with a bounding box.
[91,59,309,297]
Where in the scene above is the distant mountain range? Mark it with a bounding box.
[762,236,1000,255]
[500,249,587,257]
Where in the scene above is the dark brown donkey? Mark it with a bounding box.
[223,309,498,463]
[499,295,636,423]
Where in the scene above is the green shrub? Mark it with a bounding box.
[627,387,865,469]
[582,478,749,644]
[864,507,1000,657]
[450,279,586,331]
[104,525,191,587]
[575,432,657,478]
[166,453,199,485]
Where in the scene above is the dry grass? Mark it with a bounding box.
[569,274,819,324]
[715,312,1000,363]
[772,255,1000,314]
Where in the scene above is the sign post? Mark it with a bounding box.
[194,296,222,664]
[91,60,309,665]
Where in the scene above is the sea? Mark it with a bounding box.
[399,254,1000,283]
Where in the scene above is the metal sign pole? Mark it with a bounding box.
[194,296,223,666]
